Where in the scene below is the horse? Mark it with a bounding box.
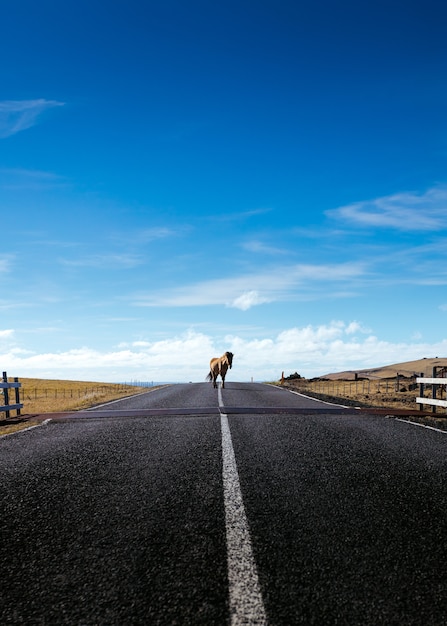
[206,351,234,388]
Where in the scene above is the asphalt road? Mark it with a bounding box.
[1,382,447,625]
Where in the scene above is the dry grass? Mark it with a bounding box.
[289,378,422,411]
[280,378,447,430]
[281,356,447,419]
[0,377,158,436]
[0,420,42,437]
[17,377,152,414]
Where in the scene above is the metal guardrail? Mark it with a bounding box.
[1,371,23,419]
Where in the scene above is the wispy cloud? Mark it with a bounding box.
[229,291,271,311]
[0,99,64,138]
[111,226,188,246]
[0,256,13,273]
[213,208,272,222]
[132,262,366,310]
[60,254,143,269]
[327,187,447,231]
[138,227,179,241]
[0,168,67,190]
[242,239,289,255]
[365,236,447,285]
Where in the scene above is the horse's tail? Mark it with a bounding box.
[206,371,213,382]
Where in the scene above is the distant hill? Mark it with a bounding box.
[322,357,447,380]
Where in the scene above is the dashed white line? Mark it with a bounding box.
[219,384,267,625]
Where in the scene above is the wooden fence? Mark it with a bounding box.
[0,371,23,419]
[416,366,447,413]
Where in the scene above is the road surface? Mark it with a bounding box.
[1,382,447,625]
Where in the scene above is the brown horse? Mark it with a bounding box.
[207,351,234,388]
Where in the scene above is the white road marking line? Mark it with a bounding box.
[396,417,447,434]
[0,418,52,438]
[218,383,224,408]
[219,384,268,625]
[287,389,352,408]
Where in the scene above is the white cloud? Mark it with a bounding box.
[112,227,185,246]
[327,186,447,231]
[0,329,14,339]
[133,262,366,308]
[60,254,143,269]
[213,208,272,222]
[345,321,371,335]
[0,330,215,381]
[0,257,12,273]
[1,324,446,383]
[228,291,271,311]
[0,99,64,138]
[242,240,289,255]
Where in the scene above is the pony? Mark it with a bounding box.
[206,351,234,388]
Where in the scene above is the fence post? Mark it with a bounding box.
[432,367,438,414]
[2,371,10,419]
[419,373,424,411]
[14,377,21,416]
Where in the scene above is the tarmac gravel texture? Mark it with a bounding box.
[230,411,447,625]
[0,416,228,625]
[3,382,447,625]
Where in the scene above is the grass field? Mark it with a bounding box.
[281,356,447,421]
[0,377,157,436]
[281,377,447,430]
[287,378,422,410]
[17,377,152,413]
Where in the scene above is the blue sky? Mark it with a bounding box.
[1,0,447,382]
